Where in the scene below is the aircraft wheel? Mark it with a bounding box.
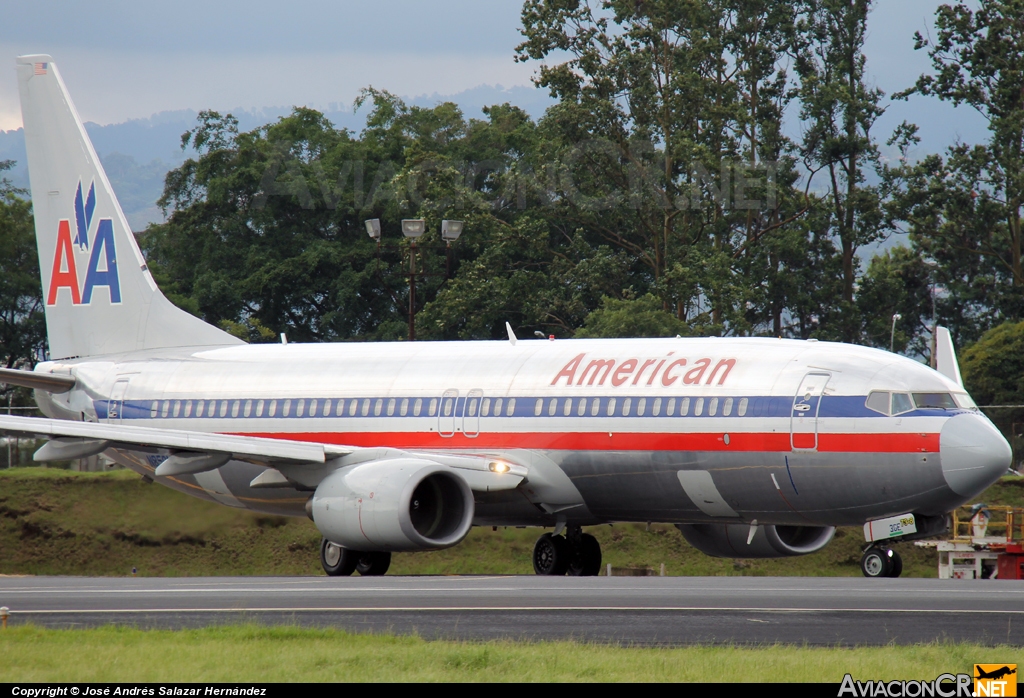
[533,533,570,575]
[861,548,892,578]
[320,538,358,577]
[567,533,602,576]
[356,551,392,576]
[886,550,903,578]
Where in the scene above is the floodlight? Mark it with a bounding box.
[401,219,426,239]
[364,219,381,240]
[441,219,464,242]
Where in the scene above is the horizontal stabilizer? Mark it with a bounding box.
[0,367,76,393]
[935,326,964,387]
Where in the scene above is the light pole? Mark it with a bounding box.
[890,313,901,353]
[365,218,464,341]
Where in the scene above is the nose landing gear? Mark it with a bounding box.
[533,526,602,576]
[860,546,903,578]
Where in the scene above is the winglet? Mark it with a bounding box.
[506,322,517,346]
[935,326,964,387]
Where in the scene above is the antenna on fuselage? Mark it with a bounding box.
[505,322,517,346]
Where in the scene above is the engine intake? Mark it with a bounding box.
[311,458,474,552]
[677,523,835,558]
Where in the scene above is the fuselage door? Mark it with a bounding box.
[791,371,830,450]
[438,389,458,437]
[107,378,131,422]
[462,389,482,438]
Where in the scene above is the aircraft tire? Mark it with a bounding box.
[533,533,570,575]
[860,548,892,578]
[886,550,903,578]
[356,551,392,576]
[320,538,358,577]
[567,533,602,576]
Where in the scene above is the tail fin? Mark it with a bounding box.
[15,55,243,359]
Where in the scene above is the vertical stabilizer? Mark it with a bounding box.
[15,55,243,359]
[935,326,964,388]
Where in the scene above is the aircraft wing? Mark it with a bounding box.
[0,414,527,490]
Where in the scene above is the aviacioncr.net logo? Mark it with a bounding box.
[46,180,121,306]
[839,673,974,697]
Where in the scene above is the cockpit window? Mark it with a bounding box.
[865,391,890,415]
[891,392,914,415]
[913,392,957,409]
[953,392,977,409]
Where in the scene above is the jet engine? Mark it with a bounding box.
[677,523,835,558]
[310,458,474,552]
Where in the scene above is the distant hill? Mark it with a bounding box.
[0,84,555,231]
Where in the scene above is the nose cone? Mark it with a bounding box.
[940,413,1012,499]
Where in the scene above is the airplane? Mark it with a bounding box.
[0,54,1012,579]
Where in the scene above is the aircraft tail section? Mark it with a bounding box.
[15,55,243,359]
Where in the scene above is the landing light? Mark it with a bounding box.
[489,461,511,474]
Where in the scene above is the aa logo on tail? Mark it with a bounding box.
[47,180,121,306]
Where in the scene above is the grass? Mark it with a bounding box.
[1,467,1022,577]
[2,625,1022,682]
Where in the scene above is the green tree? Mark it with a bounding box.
[574,294,692,338]
[0,160,44,371]
[961,320,1024,406]
[794,0,886,341]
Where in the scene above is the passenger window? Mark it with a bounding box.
[493,398,502,416]
[679,397,689,416]
[667,398,676,416]
[708,398,718,416]
[414,398,423,416]
[723,398,733,416]
[607,398,617,416]
[652,398,662,416]
[296,399,304,417]
[548,399,557,416]
[387,398,395,416]
[577,398,586,416]
[429,398,438,416]
[401,398,409,416]
[563,399,572,417]
[506,398,516,416]
[349,400,358,417]
[865,391,889,415]
[480,398,489,417]
[913,392,956,409]
[361,399,370,416]
[637,398,647,416]
[622,398,632,416]
[738,398,748,416]
[591,398,600,416]
[891,392,914,415]
[694,398,704,416]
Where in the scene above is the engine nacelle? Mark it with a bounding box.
[677,523,835,559]
[311,458,474,552]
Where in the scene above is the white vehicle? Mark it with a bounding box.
[0,55,1011,578]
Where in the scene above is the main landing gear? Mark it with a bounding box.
[533,525,602,576]
[320,538,392,576]
[860,546,903,578]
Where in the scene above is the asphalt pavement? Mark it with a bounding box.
[2,575,1021,646]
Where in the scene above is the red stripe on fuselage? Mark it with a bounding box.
[231,431,940,453]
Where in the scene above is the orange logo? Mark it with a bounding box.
[975,665,1017,697]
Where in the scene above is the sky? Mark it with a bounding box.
[0,1,985,141]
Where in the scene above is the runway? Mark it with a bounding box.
[2,575,1023,646]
